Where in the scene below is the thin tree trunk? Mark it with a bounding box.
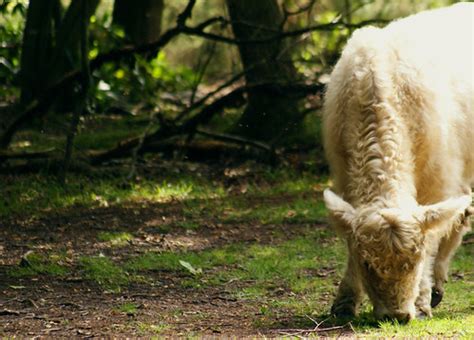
[19,0,98,113]
[60,0,92,184]
[19,0,62,104]
[47,0,99,90]
[226,0,300,142]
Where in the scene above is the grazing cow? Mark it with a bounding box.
[322,3,473,322]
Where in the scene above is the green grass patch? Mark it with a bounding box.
[116,302,140,316]
[125,243,245,274]
[217,197,326,225]
[0,165,327,221]
[125,227,344,310]
[369,315,474,338]
[134,322,170,336]
[80,255,129,291]
[11,115,148,153]
[0,174,227,217]
[97,231,134,246]
[8,252,69,277]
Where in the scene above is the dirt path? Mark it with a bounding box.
[0,202,345,337]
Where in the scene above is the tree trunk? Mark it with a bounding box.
[19,0,62,104]
[113,0,164,46]
[226,0,300,142]
[47,0,99,89]
[19,0,99,110]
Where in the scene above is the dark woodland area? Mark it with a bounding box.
[0,0,472,337]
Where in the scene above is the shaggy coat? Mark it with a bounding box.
[323,3,473,321]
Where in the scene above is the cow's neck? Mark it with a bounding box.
[344,102,417,209]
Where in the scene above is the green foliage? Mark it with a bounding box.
[0,0,26,98]
[92,51,198,113]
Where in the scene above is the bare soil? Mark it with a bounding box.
[0,201,346,338]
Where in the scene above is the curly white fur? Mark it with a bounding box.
[323,3,473,321]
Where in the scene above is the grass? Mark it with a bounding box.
[11,115,149,153]
[8,251,69,277]
[79,255,130,292]
[116,302,140,316]
[2,163,473,337]
[134,322,170,336]
[97,231,134,246]
[0,165,325,222]
[0,174,225,217]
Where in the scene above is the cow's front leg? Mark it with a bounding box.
[331,263,363,317]
[415,266,433,318]
[432,209,472,307]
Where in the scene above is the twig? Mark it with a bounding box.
[174,67,248,123]
[277,324,346,336]
[195,128,273,152]
[190,40,217,105]
[0,309,21,316]
[181,18,389,45]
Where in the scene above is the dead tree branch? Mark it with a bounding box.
[196,128,273,153]
[90,82,323,164]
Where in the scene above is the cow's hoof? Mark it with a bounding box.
[331,305,355,318]
[431,288,443,308]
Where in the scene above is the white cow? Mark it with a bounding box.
[322,3,473,322]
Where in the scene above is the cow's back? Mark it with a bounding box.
[323,3,474,205]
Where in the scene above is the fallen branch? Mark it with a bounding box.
[0,148,56,161]
[90,82,247,164]
[196,128,272,152]
[90,82,323,164]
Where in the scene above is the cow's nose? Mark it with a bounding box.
[382,312,412,324]
[392,312,411,324]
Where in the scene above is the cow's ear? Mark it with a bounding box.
[323,189,356,232]
[418,195,472,232]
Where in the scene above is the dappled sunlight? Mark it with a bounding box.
[1,0,471,336]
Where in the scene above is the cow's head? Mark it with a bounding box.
[323,189,471,322]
